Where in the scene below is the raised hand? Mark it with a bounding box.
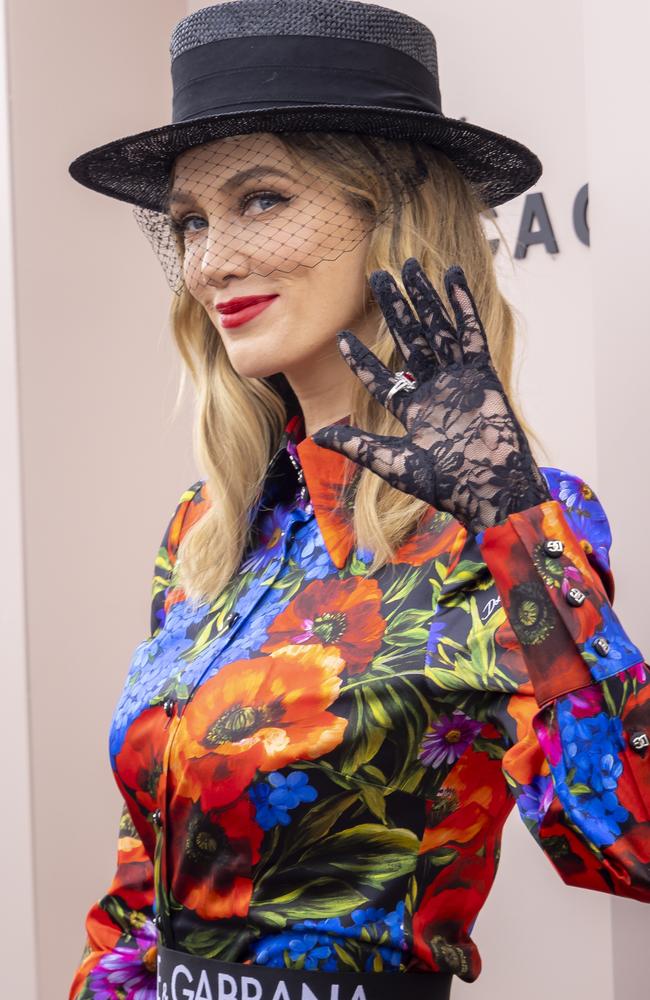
[311,258,551,534]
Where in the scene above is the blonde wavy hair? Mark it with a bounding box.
[170,132,543,605]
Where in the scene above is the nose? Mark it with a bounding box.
[188,223,252,290]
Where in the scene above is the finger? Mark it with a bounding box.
[336,330,407,416]
[311,424,404,480]
[443,266,492,364]
[401,258,463,367]
[368,269,437,377]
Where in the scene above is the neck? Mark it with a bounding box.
[282,314,378,437]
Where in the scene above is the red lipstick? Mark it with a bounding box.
[216,295,279,329]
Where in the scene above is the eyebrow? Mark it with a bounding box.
[168,166,295,208]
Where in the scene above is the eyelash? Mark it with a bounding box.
[170,190,292,234]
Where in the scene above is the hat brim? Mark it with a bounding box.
[68,104,542,212]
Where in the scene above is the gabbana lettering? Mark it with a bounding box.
[166,961,368,1000]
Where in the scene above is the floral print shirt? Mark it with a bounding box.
[69,412,650,998]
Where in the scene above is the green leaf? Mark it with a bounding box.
[177,926,251,960]
[283,792,358,855]
[363,687,393,729]
[250,877,367,924]
[384,607,432,650]
[568,783,593,796]
[381,566,427,605]
[333,943,362,970]
[341,710,387,772]
[474,737,506,760]
[424,847,459,867]
[358,782,387,823]
[297,824,419,888]
[361,764,388,785]
[101,895,132,934]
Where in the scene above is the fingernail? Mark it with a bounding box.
[369,269,391,289]
[446,264,465,282]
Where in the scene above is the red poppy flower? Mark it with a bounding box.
[539,805,620,892]
[173,644,347,810]
[115,706,167,814]
[261,577,386,674]
[394,508,460,567]
[420,748,509,854]
[169,794,263,920]
[411,854,490,979]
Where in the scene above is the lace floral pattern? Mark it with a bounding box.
[312,259,551,534]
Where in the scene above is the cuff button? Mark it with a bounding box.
[544,539,565,557]
[593,636,610,656]
[630,731,649,754]
[566,587,586,607]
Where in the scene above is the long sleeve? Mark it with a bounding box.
[477,469,650,899]
[69,481,206,999]
[68,804,156,1000]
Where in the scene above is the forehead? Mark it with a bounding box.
[171,133,299,190]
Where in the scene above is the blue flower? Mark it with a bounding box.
[548,702,630,847]
[243,504,295,573]
[252,903,405,972]
[253,930,340,971]
[540,467,612,573]
[250,771,317,830]
[588,602,644,682]
[518,775,554,824]
[426,621,447,659]
[109,628,194,757]
[291,523,333,580]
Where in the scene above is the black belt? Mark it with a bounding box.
[157,945,453,1000]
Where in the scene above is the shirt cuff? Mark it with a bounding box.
[478,499,643,707]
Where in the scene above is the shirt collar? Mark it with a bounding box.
[253,411,358,569]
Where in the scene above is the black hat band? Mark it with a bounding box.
[171,34,443,123]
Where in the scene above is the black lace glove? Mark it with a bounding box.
[311,258,551,535]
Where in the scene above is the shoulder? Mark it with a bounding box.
[160,479,210,565]
[150,480,210,636]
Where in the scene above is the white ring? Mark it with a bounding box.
[385,370,417,402]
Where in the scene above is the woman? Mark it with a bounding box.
[67,2,650,998]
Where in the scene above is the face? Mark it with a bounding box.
[169,133,379,382]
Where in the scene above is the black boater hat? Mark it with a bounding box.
[68,0,542,212]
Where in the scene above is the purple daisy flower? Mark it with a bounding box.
[88,923,157,1000]
[419,711,483,767]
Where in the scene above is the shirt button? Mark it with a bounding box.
[544,539,565,558]
[163,697,176,718]
[152,809,162,828]
[566,587,586,607]
[226,611,241,629]
[153,913,163,930]
[630,731,649,754]
[593,636,610,656]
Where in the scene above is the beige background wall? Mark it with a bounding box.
[2,1,648,998]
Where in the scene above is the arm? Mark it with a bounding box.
[477,469,649,899]
[68,805,156,1000]
[311,260,649,895]
[69,480,207,998]
[150,479,207,636]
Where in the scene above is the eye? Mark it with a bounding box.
[169,189,292,237]
[240,189,292,216]
[169,213,205,236]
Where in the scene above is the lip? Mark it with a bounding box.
[218,295,279,329]
[216,294,278,315]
